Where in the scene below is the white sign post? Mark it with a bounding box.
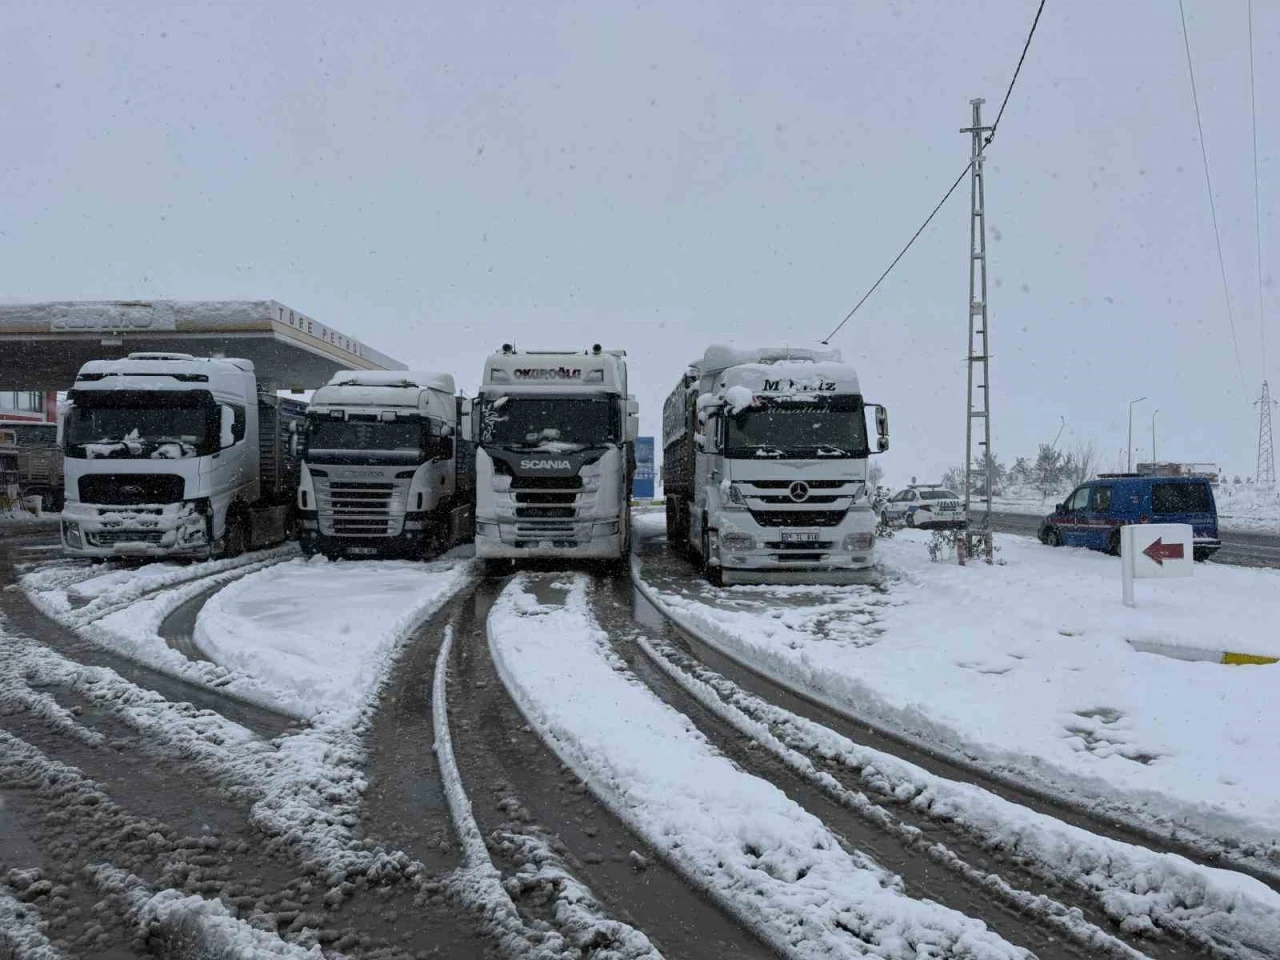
[1121,523,1194,607]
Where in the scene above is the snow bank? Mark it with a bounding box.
[633,627,1280,957]
[488,573,1025,960]
[0,886,62,960]
[90,865,326,959]
[193,556,471,720]
[635,530,1280,861]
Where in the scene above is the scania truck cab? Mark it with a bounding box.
[60,353,303,559]
[663,345,888,584]
[295,370,474,559]
[472,344,638,568]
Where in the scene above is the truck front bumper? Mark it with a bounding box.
[60,500,211,559]
[711,511,878,583]
[474,519,623,560]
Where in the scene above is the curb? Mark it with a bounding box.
[1127,639,1277,666]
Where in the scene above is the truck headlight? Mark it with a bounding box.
[721,532,755,551]
[592,520,620,537]
[62,520,82,548]
[725,484,747,508]
[580,474,601,492]
[843,532,875,552]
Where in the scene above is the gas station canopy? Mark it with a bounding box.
[0,300,405,390]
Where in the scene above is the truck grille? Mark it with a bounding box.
[512,476,583,523]
[78,474,185,505]
[315,478,409,537]
[751,510,846,527]
[87,529,165,547]
[748,480,849,490]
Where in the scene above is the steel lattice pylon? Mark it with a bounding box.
[1257,381,1277,486]
[961,99,994,562]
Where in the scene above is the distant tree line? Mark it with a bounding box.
[940,440,1098,499]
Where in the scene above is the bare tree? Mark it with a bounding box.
[1067,439,1097,486]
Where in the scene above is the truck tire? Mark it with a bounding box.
[701,527,723,587]
[223,512,249,558]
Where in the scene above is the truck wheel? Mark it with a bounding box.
[223,514,249,558]
[701,528,723,587]
[483,558,513,578]
[905,511,916,529]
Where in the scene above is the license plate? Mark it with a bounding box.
[781,530,821,544]
[347,546,378,556]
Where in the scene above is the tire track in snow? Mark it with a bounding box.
[588,577,1154,960]
[449,576,774,960]
[632,536,1280,894]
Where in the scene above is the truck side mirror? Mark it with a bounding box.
[288,433,300,458]
[626,396,640,442]
[459,398,474,443]
[441,423,455,438]
[220,405,236,450]
[694,432,707,453]
[872,404,889,453]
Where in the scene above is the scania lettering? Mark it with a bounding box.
[472,344,638,568]
[662,345,889,585]
[295,370,475,559]
[60,353,304,559]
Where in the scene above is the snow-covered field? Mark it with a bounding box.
[634,515,1280,865]
[488,573,1028,960]
[991,482,1280,534]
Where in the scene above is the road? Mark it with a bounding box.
[986,509,1280,568]
[1,524,1272,959]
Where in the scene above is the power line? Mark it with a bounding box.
[822,0,1046,345]
[1249,0,1266,374]
[820,161,972,345]
[1177,0,1249,393]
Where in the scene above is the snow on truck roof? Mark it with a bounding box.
[327,370,456,394]
[693,345,861,397]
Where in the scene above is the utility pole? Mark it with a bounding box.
[961,98,994,562]
[1257,381,1277,486]
[1152,409,1159,463]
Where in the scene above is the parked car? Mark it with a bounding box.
[1036,474,1220,561]
[880,485,967,529]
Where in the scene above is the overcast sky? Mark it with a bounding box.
[2,0,1275,482]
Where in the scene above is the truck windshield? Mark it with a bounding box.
[481,396,618,450]
[723,396,869,459]
[63,392,213,460]
[306,417,433,463]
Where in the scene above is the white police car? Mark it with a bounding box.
[881,485,967,529]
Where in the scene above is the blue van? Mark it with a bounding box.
[1037,474,1220,561]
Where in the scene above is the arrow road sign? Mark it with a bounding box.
[1142,538,1185,566]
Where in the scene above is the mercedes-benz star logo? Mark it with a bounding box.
[788,481,810,502]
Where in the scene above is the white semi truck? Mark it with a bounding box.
[60,353,305,559]
[472,344,638,569]
[662,345,889,585]
[295,370,474,559]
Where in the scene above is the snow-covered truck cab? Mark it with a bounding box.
[60,353,303,559]
[295,370,474,559]
[472,344,639,566]
[663,345,889,585]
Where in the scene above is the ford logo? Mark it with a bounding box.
[121,484,142,496]
[788,481,810,502]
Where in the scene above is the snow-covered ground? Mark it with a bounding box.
[193,555,472,719]
[634,514,1280,866]
[990,482,1280,534]
[488,573,1029,960]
